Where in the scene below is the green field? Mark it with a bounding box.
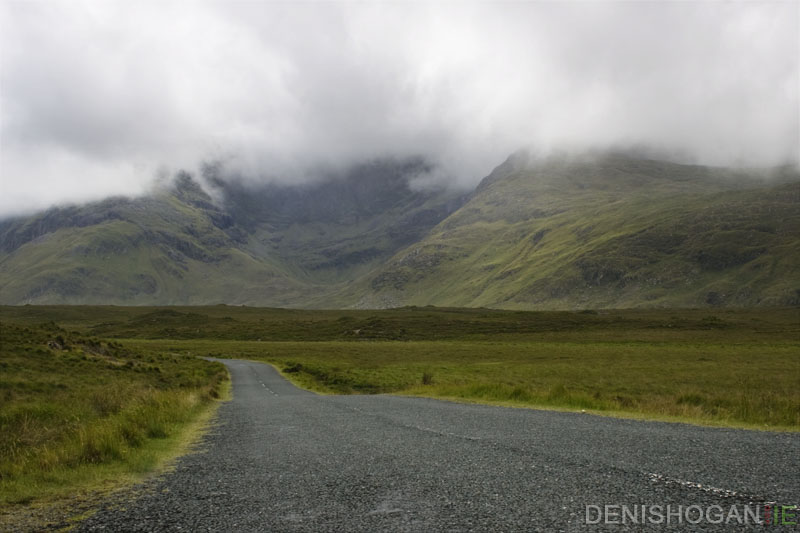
[1,304,797,526]
[164,339,797,426]
[2,305,797,435]
[0,318,228,529]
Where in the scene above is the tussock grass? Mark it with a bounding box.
[3,304,792,430]
[1,304,797,483]
[0,321,227,509]
[0,306,795,526]
[1,305,798,343]
[122,336,799,430]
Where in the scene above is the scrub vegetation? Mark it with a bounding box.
[0,319,227,524]
[1,304,796,527]
[2,305,797,435]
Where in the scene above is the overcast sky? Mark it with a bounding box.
[1,1,798,217]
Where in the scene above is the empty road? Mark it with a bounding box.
[79,359,799,532]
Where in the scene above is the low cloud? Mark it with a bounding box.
[1,1,797,217]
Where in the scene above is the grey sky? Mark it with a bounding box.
[1,1,797,217]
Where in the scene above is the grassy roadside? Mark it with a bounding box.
[1,306,797,471]
[122,337,800,431]
[0,321,229,531]
[3,304,794,530]
[2,305,793,431]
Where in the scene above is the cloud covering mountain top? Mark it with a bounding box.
[1,1,797,217]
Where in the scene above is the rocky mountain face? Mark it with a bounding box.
[0,159,465,305]
[336,152,800,309]
[1,153,797,308]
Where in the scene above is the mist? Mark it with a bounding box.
[1,1,797,217]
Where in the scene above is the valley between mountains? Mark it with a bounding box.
[1,151,798,309]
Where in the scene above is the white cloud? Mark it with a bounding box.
[1,1,797,216]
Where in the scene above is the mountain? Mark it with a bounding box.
[0,159,465,305]
[335,152,800,308]
[1,152,798,308]
[213,158,465,284]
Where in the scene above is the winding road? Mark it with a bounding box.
[79,358,798,532]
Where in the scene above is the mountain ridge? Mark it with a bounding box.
[1,153,797,308]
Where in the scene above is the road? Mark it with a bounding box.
[79,358,798,532]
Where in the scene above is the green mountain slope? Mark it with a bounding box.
[216,158,465,284]
[0,176,306,305]
[0,161,463,305]
[332,152,800,309]
[1,152,797,308]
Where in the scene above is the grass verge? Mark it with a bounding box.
[122,337,799,431]
[0,321,229,531]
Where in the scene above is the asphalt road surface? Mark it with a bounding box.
[79,358,799,532]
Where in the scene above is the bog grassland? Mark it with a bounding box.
[2,305,797,525]
[0,317,228,530]
[2,305,797,437]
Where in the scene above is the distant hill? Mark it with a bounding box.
[0,159,464,305]
[330,152,800,309]
[1,152,798,308]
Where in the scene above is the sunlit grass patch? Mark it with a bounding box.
[0,321,228,510]
[120,336,798,430]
